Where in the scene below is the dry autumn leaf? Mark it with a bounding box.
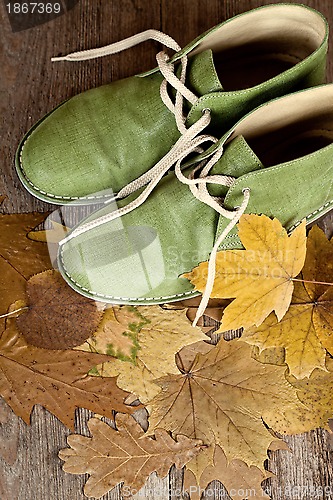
[242,226,333,379]
[148,338,304,471]
[77,306,206,404]
[167,297,230,326]
[59,414,203,499]
[175,340,214,372]
[16,270,103,350]
[0,210,51,332]
[177,342,289,482]
[27,220,69,244]
[79,305,144,362]
[329,420,333,451]
[284,357,333,432]
[251,346,333,433]
[255,349,333,434]
[251,345,286,366]
[184,446,272,500]
[184,215,306,331]
[0,319,136,429]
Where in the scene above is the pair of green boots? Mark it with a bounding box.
[16,4,333,307]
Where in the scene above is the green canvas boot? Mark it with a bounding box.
[16,4,328,204]
[57,84,333,310]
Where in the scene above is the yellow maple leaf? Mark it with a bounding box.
[184,214,306,330]
[242,226,333,379]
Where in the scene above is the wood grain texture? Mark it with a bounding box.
[1,0,333,498]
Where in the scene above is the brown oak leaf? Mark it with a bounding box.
[184,215,306,330]
[0,319,136,429]
[0,211,51,332]
[242,226,333,378]
[16,270,104,350]
[59,414,203,499]
[148,339,305,471]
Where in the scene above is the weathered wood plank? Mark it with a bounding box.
[1,0,333,498]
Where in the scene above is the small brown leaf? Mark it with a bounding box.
[16,270,103,350]
[59,414,203,499]
[0,212,51,332]
[184,446,272,500]
[0,320,136,429]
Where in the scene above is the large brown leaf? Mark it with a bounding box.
[242,226,333,378]
[0,320,136,429]
[16,270,104,350]
[0,211,51,332]
[59,414,203,499]
[184,215,306,330]
[148,339,304,471]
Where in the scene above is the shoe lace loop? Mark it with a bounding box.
[54,30,250,324]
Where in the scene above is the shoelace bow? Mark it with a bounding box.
[54,30,250,325]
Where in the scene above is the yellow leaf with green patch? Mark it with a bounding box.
[78,306,146,362]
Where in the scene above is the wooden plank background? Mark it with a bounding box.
[1,0,333,498]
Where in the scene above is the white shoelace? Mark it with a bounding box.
[54,30,250,325]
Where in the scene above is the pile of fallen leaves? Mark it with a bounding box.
[1,201,333,499]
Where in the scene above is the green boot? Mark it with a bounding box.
[58,84,333,306]
[16,4,328,204]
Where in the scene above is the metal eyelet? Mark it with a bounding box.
[201,107,211,115]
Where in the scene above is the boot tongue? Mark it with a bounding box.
[208,135,265,197]
[185,49,224,95]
